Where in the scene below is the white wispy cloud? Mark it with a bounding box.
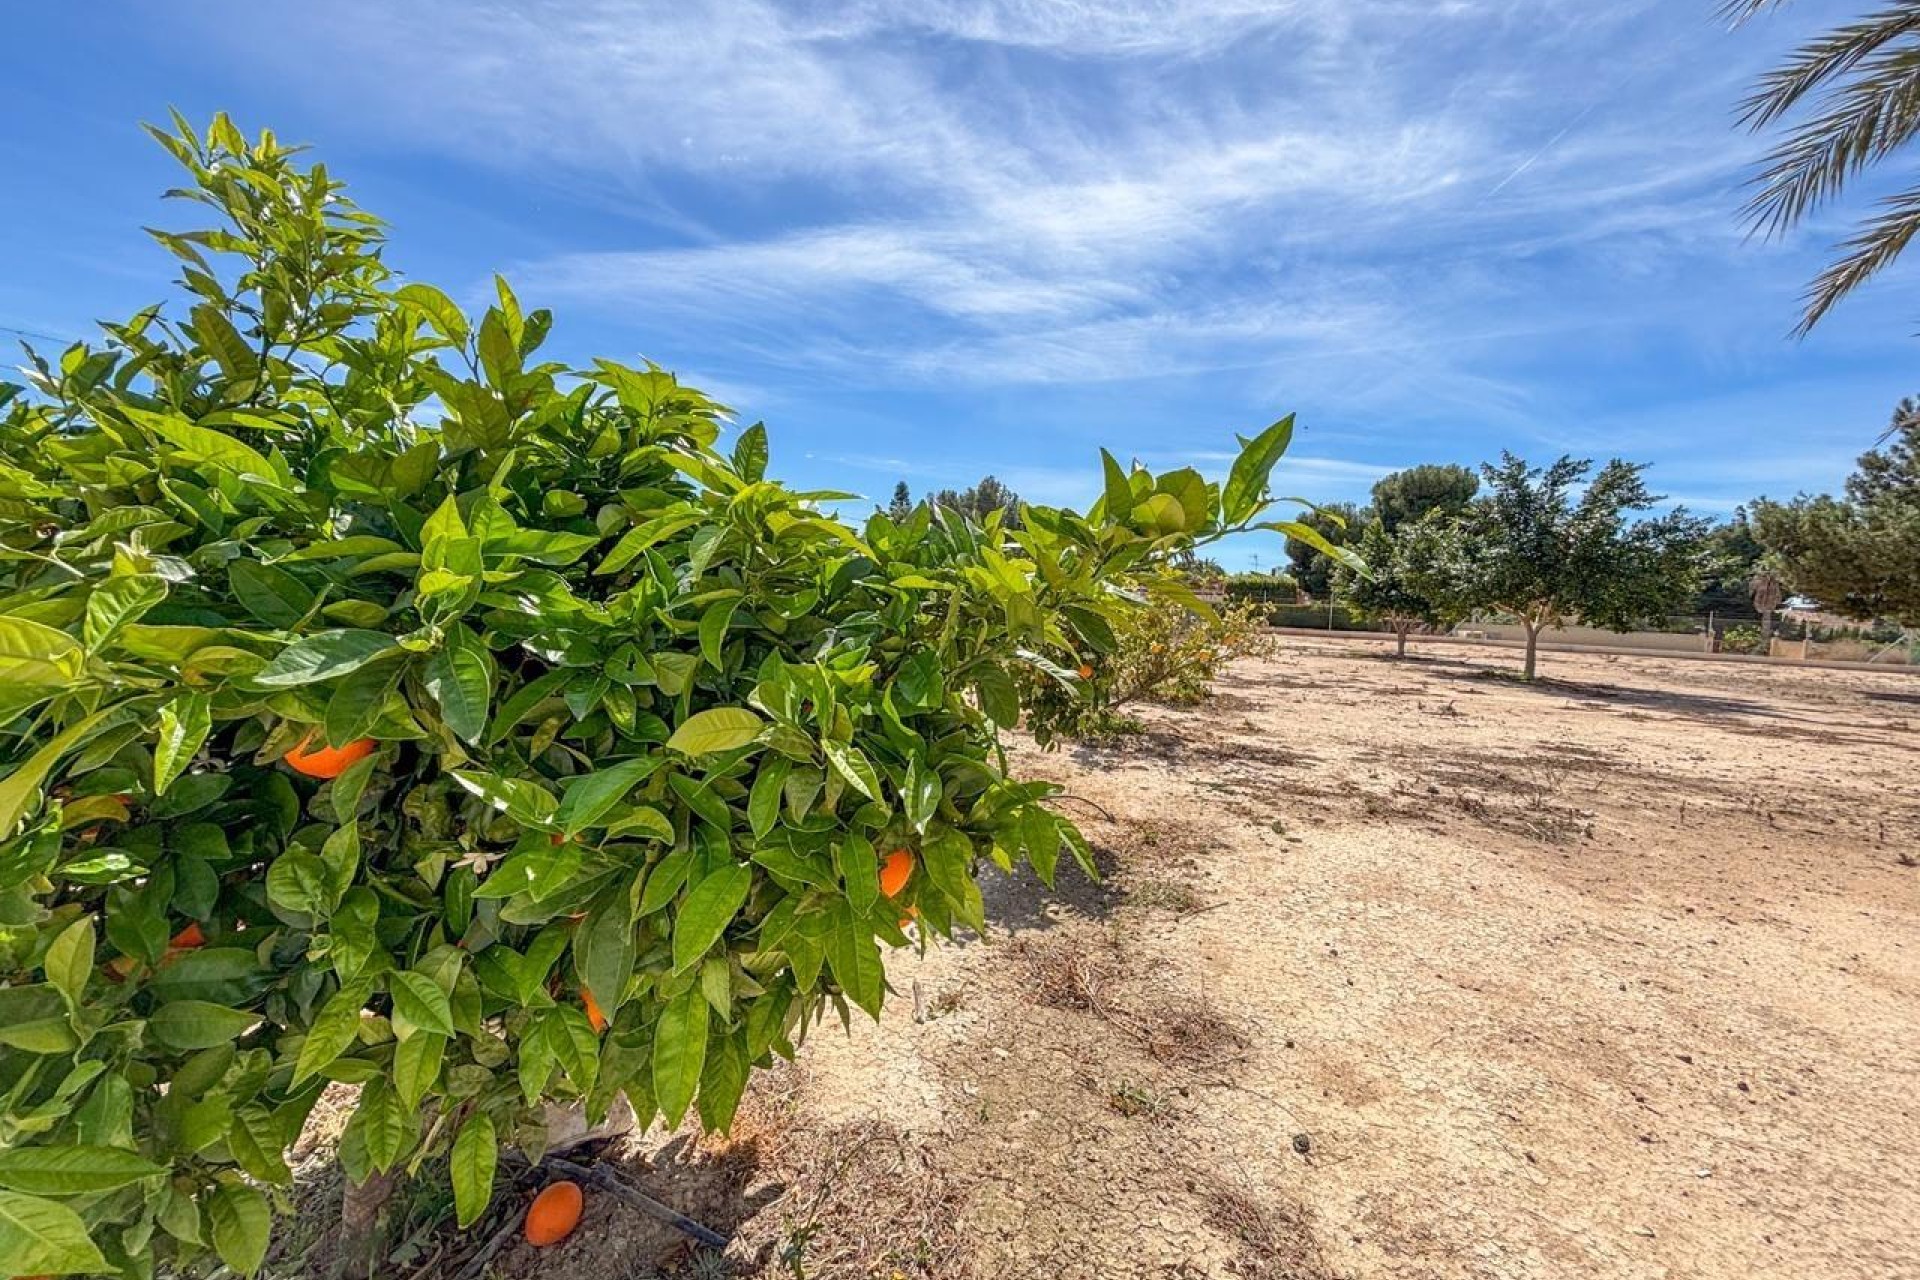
[173,0,1907,512]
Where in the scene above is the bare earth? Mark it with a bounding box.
[382,638,1920,1280]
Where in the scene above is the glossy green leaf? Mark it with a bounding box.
[0,1190,109,1276]
[651,986,709,1128]
[253,629,398,687]
[0,1145,164,1195]
[424,624,491,742]
[671,863,751,973]
[666,707,764,757]
[147,1000,259,1050]
[389,971,455,1038]
[207,1181,270,1277]
[154,690,212,795]
[450,1113,497,1228]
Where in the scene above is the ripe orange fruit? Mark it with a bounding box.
[582,987,608,1034]
[878,849,914,899]
[1077,663,1094,679]
[524,1180,584,1246]
[169,922,206,951]
[284,733,375,779]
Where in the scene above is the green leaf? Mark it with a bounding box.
[823,741,882,803]
[253,629,398,687]
[892,650,944,711]
[1100,448,1136,519]
[424,624,492,743]
[130,407,276,480]
[394,1032,446,1110]
[836,834,879,913]
[191,302,260,381]
[389,971,455,1038]
[0,615,83,695]
[1223,414,1295,526]
[603,804,675,842]
[266,851,332,919]
[824,901,886,1019]
[0,1145,165,1195]
[973,663,1019,728]
[651,986,709,1128]
[920,827,977,913]
[696,1028,749,1131]
[1135,491,1188,537]
[553,757,665,835]
[294,981,370,1084]
[227,559,314,629]
[153,690,212,795]
[84,574,167,652]
[353,1078,414,1174]
[0,706,122,836]
[43,917,93,1008]
[450,1113,497,1228]
[672,863,752,973]
[576,890,637,1021]
[698,598,739,670]
[146,1000,259,1050]
[637,847,695,917]
[748,758,790,840]
[207,1181,270,1277]
[0,1189,109,1276]
[396,282,471,344]
[450,770,557,825]
[666,707,764,757]
[226,1107,292,1186]
[594,510,701,575]
[732,421,768,482]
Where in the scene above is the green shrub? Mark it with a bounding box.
[1027,598,1271,737]
[0,115,1331,1278]
[1720,624,1767,655]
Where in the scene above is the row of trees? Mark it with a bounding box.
[1329,457,1707,679]
[1291,401,1919,678]
[887,477,1024,528]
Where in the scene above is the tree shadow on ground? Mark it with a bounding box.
[1418,664,1809,726]
[976,841,1116,937]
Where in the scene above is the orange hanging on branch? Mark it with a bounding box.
[284,733,375,779]
[878,849,914,899]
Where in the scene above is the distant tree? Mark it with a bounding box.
[1751,400,1920,624]
[886,480,914,521]
[932,474,1024,529]
[1336,518,1457,658]
[1284,501,1368,600]
[1725,0,1920,333]
[1438,454,1709,680]
[1370,463,1478,533]
[1691,510,1767,619]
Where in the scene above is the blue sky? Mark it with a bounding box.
[2,2,1912,568]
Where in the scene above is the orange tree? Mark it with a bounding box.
[0,115,1338,1278]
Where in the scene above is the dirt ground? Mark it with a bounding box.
[301,638,1920,1280]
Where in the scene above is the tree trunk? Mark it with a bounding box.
[1760,607,1776,642]
[340,1170,398,1280]
[1395,623,1409,659]
[1522,618,1540,681]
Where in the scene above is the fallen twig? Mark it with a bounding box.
[541,1154,730,1249]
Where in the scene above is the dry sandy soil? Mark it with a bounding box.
[284,638,1920,1280]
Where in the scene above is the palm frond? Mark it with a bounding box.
[1735,6,1920,128]
[1720,0,1795,19]
[1795,181,1920,334]
[1741,43,1920,238]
